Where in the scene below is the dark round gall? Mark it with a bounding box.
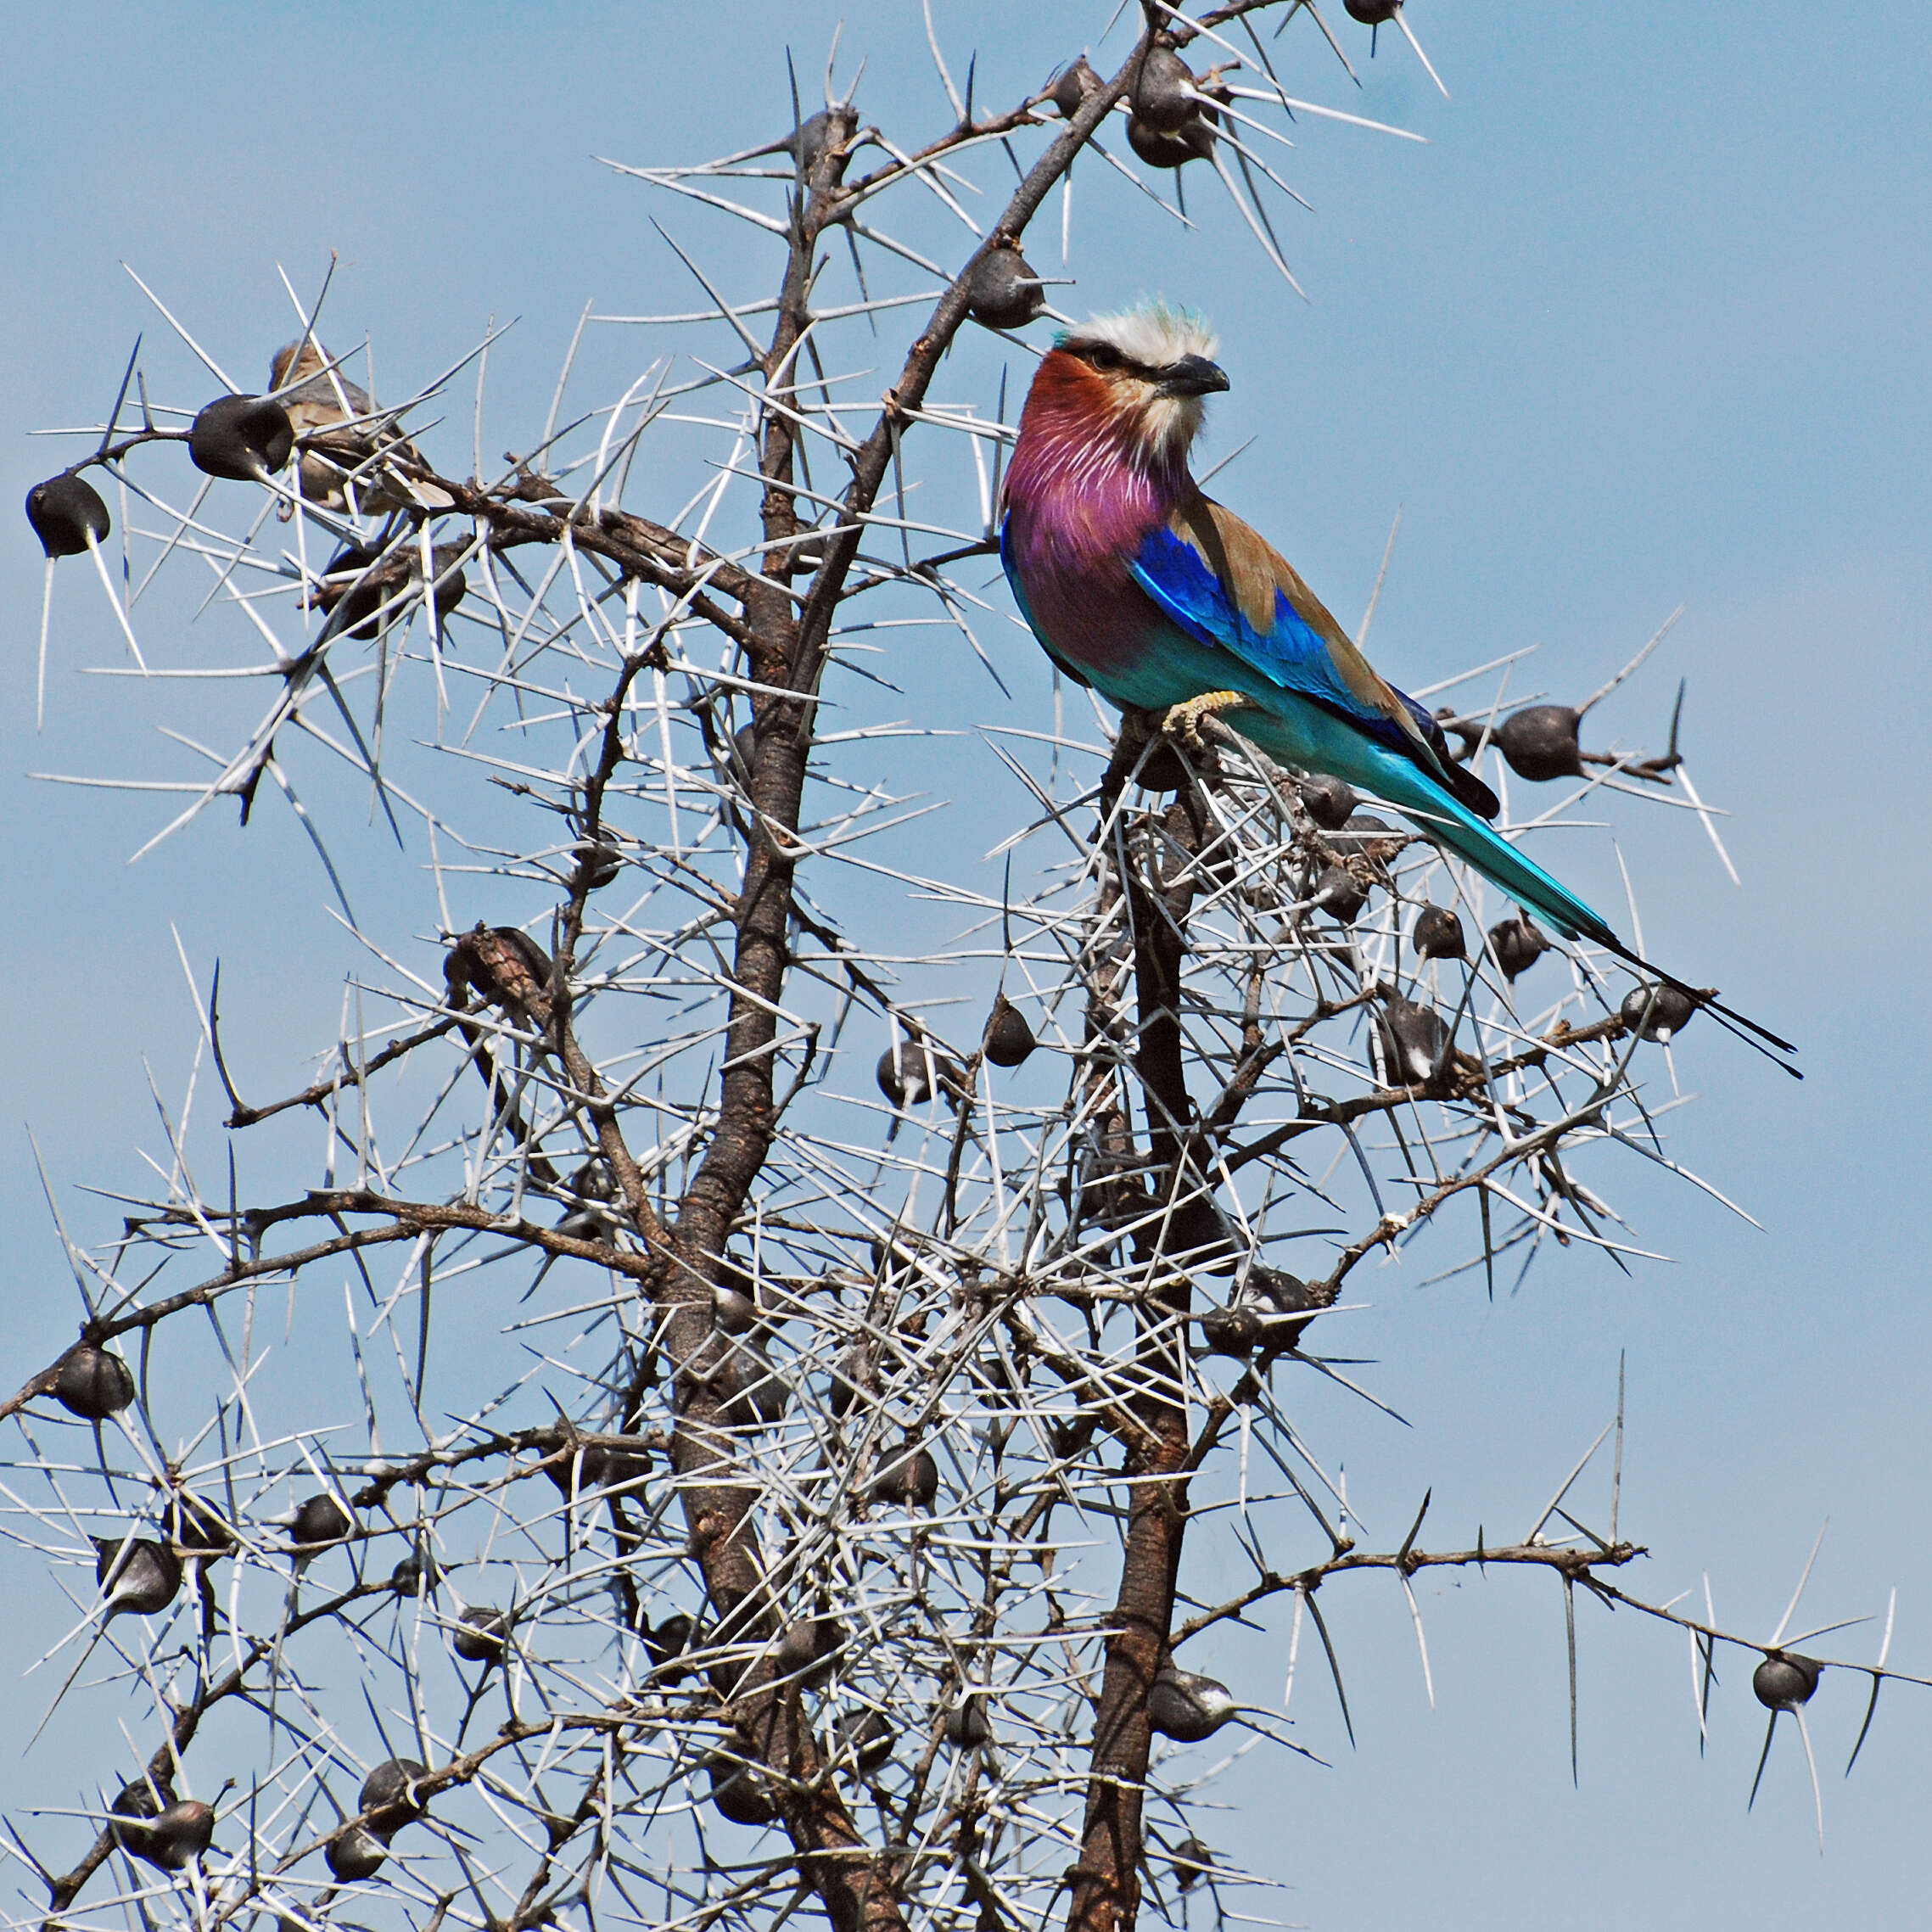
[1379,994,1453,1088]
[1050,55,1103,117]
[390,1552,438,1593]
[775,1616,845,1688]
[1331,812,1397,859]
[136,1798,215,1872]
[288,1493,353,1550]
[358,1759,429,1833]
[546,1436,649,1498]
[95,1537,183,1616]
[188,395,294,484]
[53,1341,136,1420]
[1345,0,1403,21]
[1752,1653,1822,1711]
[836,1708,894,1774]
[326,1823,390,1882]
[25,473,111,558]
[165,1491,235,1558]
[1147,1666,1237,1743]
[1132,47,1198,135]
[1619,983,1698,1042]
[983,994,1037,1068]
[1487,916,1549,983]
[1297,773,1358,832]
[967,246,1046,332]
[110,1778,170,1858]
[322,542,386,641]
[1173,1836,1213,1892]
[876,1041,934,1108]
[871,1437,940,1510]
[826,1345,873,1420]
[642,1610,695,1683]
[453,1605,508,1663]
[1313,866,1367,925]
[723,1339,789,1428]
[707,1754,778,1827]
[780,109,837,172]
[1411,904,1466,961]
[1199,1299,1262,1358]
[944,1695,991,1748]
[1127,115,1215,169]
[1495,705,1585,783]
[578,841,622,889]
[731,720,759,786]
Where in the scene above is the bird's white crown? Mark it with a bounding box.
[1059,300,1218,369]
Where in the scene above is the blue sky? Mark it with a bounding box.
[3,4,1927,1927]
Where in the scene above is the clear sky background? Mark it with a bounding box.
[3,4,1928,1929]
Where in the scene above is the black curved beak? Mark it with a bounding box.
[1157,354,1229,398]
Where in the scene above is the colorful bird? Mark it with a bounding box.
[1000,302,1793,1067]
[267,339,452,515]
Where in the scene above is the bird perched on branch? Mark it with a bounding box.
[267,339,452,515]
[1000,301,1794,1070]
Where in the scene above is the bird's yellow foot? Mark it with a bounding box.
[1160,689,1251,754]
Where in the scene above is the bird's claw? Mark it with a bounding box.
[1160,689,1250,756]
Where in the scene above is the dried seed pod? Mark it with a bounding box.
[983,994,1038,1067]
[188,395,294,484]
[53,1341,135,1420]
[1313,865,1367,925]
[871,1436,940,1510]
[288,1493,353,1550]
[1050,55,1103,117]
[967,245,1047,332]
[1148,1666,1236,1742]
[453,1605,508,1663]
[642,1610,695,1683]
[876,1040,936,1108]
[1172,1836,1213,1891]
[1411,904,1466,961]
[25,473,111,557]
[835,1707,895,1774]
[1619,982,1698,1042]
[944,1694,991,1748]
[358,1759,429,1834]
[94,1537,183,1616]
[1297,773,1358,832]
[1752,1653,1822,1711]
[326,1823,391,1882]
[1486,916,1549,983]
[1377,993,1453,1088]
[1494,704,1585,783]
[706,1752,777,1827]
[1345,0,1403,22]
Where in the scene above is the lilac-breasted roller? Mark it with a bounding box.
[1000,302,1794,1067]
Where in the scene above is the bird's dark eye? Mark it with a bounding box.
[1086,343,1123,371]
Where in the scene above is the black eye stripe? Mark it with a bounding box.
[1072,341,1156,378]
